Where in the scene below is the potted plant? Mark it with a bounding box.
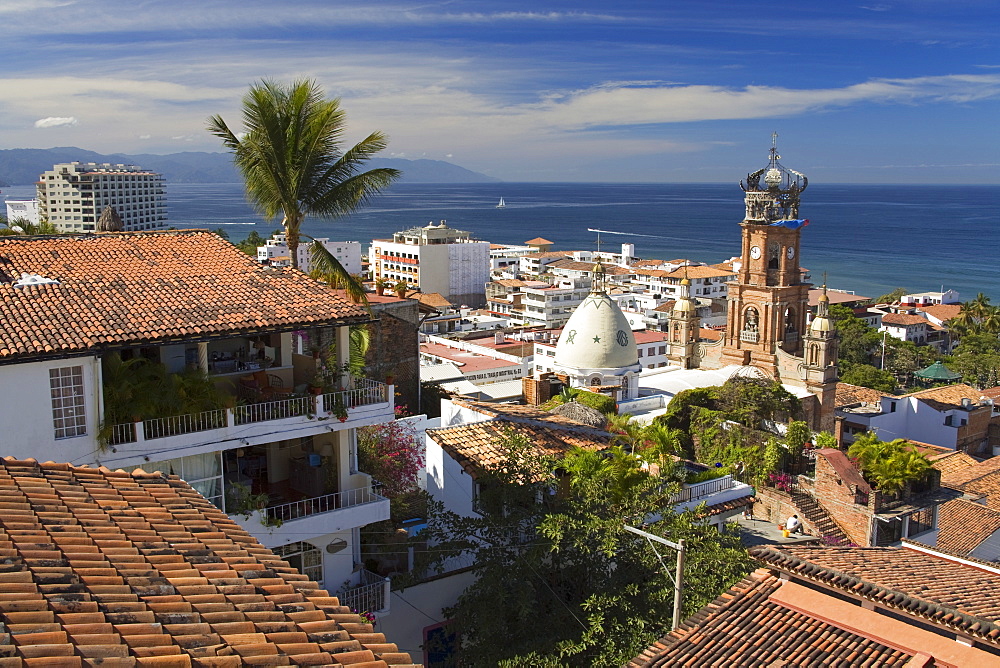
[331,396,349,422]
[308,373,325,395]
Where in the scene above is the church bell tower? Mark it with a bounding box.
[721,134,812,374]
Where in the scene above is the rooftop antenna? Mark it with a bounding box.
[594,229,603,255]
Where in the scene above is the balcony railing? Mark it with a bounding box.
[262,485,388,525]
[107,377,389,446]
[740,330,760,343]
[670,475,735,504]
[338,568,390,614]
[235,396,313,425]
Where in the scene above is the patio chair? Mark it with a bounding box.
[238,371,293,402]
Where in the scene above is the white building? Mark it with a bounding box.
[5,198,39,226]
[531,268,642,402]
[0,230,396,600]
[370,220,490,307]
[258,233,362,274]
[631,263,734,301]
[900,290,960,306]
[519,278,592,328]
[37,161,167,232]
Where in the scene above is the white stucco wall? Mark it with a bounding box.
[377,570,477,660]
[0,356,102,463]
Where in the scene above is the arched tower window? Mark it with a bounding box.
[741,307,760,343]
[785,307,797,334]
[590,376,602,387]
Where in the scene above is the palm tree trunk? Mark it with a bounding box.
[284,213,303,270]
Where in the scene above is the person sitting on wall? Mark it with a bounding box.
[786,514,803,534]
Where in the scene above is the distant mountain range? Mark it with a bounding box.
[0,147,499,186]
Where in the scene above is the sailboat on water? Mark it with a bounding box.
[496,197,505,208]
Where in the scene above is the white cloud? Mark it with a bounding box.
[34,116,78,128]
[138,134,151,139]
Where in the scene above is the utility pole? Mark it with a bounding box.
[880,329,888,370]
[624,525,687,630]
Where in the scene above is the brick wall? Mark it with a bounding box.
[367,300,421,413]
[812,454,873,546]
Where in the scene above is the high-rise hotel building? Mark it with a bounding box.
[37,162,167,232]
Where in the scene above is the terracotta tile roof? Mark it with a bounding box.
[0,457,415,666]
[881,313,928,327]
[628,568,913,667]
[524,251,570,259]
[450,398,608,432]
[981,386,1000,401]
[930,450,983,485]
[751,544,1000,640]
[420,342,520,372]
[492,279,527,288]
[815,448,871,494]
[937,498,1000,557]
[835,382,888,407]
[632,331,668,344]
[0,232,369,364]
[698,327,723,342]
[432,400,611,477]
[633,265,733,280]
[427,421,610,478]
[650,301,676,313]
[807,288,870,307]
[918,303,962,322]
[902,383,984,411]
[523,237,553,246]
[405,291,453,309]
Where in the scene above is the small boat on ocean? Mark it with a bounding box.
[496,197,505,208]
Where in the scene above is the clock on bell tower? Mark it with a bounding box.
[722,134,812,372]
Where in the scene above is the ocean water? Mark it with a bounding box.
[3,182,998,301]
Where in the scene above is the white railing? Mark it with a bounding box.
[144,409,227,440]
[106,377,389,444]
[339,569,389,614]
[670,475,735,504]
[740,330,760,343]
[235,395,312,425]
[263,485,388,525]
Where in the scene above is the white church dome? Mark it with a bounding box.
[554,289,638,370]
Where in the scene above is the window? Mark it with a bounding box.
[637,349,643,358]
[274,541,323,582]
[129,452,223,508]
[50,366,87,438]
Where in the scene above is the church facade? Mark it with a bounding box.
[528,138,839,431]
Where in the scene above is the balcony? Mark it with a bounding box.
[234,484,390,548]
[669,474,754,512]
[104,377,392,457]
[740,330,760,343]
[338,569,391,614]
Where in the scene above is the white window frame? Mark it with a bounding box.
[50,366,87,439]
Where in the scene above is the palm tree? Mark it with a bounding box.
[207,79,400,275]
[965,293,993,320]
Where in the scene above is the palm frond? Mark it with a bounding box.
[307,240,369,308]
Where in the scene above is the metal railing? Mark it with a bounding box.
[105,376,389,444]
[262,485,387,525]
[145,409,226,440]
[670,475,735,504]
[339,569,389,613]
[235,395,312,425]
[322,377,388,418]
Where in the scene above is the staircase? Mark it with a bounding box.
[789,490,850,545]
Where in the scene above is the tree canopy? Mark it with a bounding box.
[208,79,399,274]
[417,430,753,665]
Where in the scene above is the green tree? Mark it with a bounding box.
[208,79,399,272]
[211,227,230,241]
[875,287,908,304]
[947,332,1000,388]
[235,230,266,256]
[829,303,882,372]
[847,433,931,496]
[784,420,812,461]
[841,364,897,393]
[420,431,754,665]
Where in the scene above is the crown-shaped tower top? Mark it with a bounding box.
[740,132,808,223]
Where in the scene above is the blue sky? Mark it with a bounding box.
[2,0,999,182]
